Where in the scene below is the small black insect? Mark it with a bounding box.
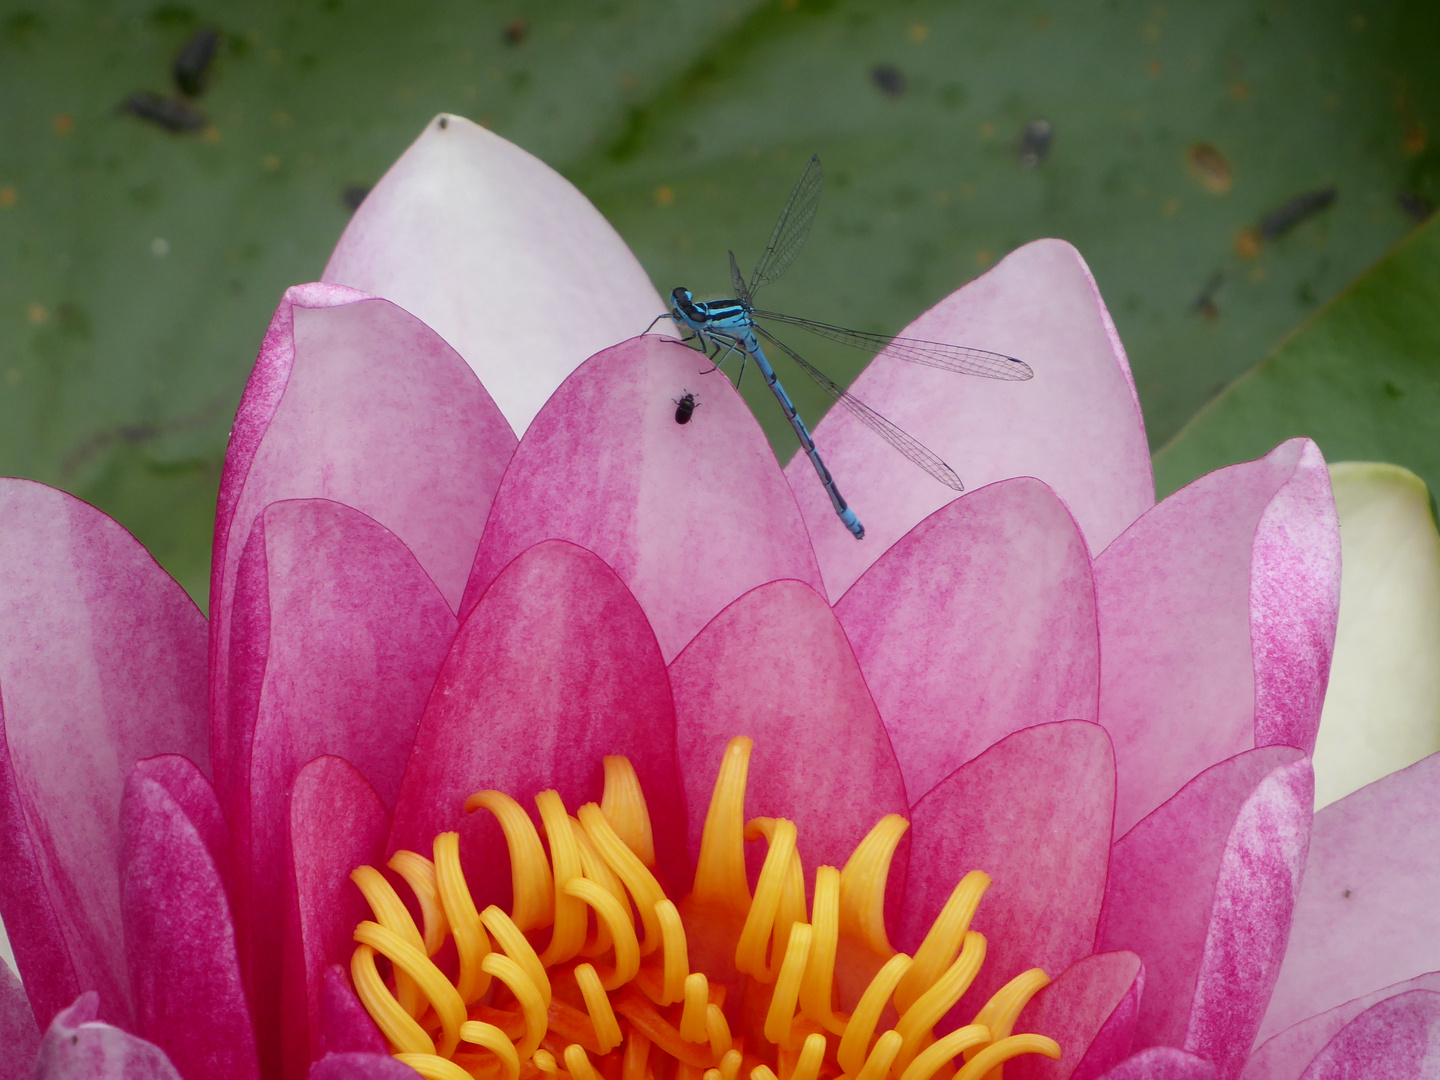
[172,28,220,98]
[119,91,206,133]
[674,392,700,424]
[1257,187,1337,240]
[870,64,906,98]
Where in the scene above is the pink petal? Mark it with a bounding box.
[210,287,514,810]
[119,762,258,1080]
[1008,951,1143,1080]
[1099,747,1312,1078]
[319,965,387,1056]
[289,757,392,1073]
[834,476,1098,805]
[1096,439,1339,835]
[1095,1048,1218,1080]
[1296,990,1440,1080]
[322,114,667,435]
[310,1052,418,1080]
[900,721,1115,1018]
[390,540,687,901]
[1244,973,1440,1080]
[667,579,908,892]
[1260,751,1440,1041]
[0,480,208,1028]
[786,238,1153,599]
[224,499,456,1074]
[461,335,824,664]
[1,962,40,1080]
[131,755,232,894]
[30,993,181,1080]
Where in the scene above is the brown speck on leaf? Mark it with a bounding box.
[1186,142,1233,194]
[1234,229,1261,259]
[503,18,528,45]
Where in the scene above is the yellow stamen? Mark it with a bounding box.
[575,962,624,1053]
[763,921,813,1046]
[433,832,491,1003]
[894,932,987,1073]
[735,818,797,981]
[623,1030,652,1080]
[681,972,710,1042]
[952,1035,1061,1080]
[480,905,552,1008]
[536,790,587,966]
[791,1032,827,1080]
[533,1048,558,1076]
[479,952,545,1059]
[692,737,753,910]
[387,850,448,956]
[394,1052,474,1080]
[579,802,666,954]
[565,1043,605,1080]
[857,1030,904,1080]
[655,898,690,1004]
[798,865,845,1035]
[837,952,913,1074]
[894,872,989,1014]
[464,790,554,931]
[897,1024,991,1080]
[718,1049,742,1080]
[839,815,909,955]
[566,877,641,988]
[603,755,657,867]
[458,1020,520,1080]
[965,968,1052,1074]
[748,817,808,973]
[751,1067,779,1080]
[350,865,427,1017]
[705,1002,733,1059]
[350,943,434,1054]
[353,920,466,1057]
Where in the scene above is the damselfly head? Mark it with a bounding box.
[669,287,702,321]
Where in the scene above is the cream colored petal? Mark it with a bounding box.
[1313,462,1440,808]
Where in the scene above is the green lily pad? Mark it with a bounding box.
[1153,212,1440,500]
[2,0,1438,605]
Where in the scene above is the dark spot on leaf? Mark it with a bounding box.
[55,303,91,340]
[1258,187,1337,240]
[871,64,906,98]
[1385,380,1404,399]
[1018,119,1054,168]
[3,10,43,42]
[119,91,206,133]
[147,2,197,27]
[1190,270,1224,319]
[172,28,219,97]
[341,184,371,212]
[1398,190,1435,222]
[437,116,448,130]
[502,17,528,45]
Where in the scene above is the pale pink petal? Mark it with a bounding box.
[462,336,824,663]
[0,961,39,1080]
[119,762,258,1080]
[1260,751,1440,1041]
[322,114,667,435]
[1244,973,1440,1080]
[667,579,907,892]
[30,993,182,1079]
[787,238,1152,598]
[224,499,456,1074]
[1296,990,1440,1080]
[1095,1048,1218,1080]
[1099,747,1311,1069]
[210,287,514,810]
[1096,439,1339,834]
[834,476,1098,804]
[900,722,1114,1018]
[310,1052,417,1080]
[319,965,387,1057]
[390,540,687,899]
[1008,951,1143,1080]
[0,480,208,1028]
[290,757,392,1074]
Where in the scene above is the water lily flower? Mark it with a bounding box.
[3,116,1439,1080]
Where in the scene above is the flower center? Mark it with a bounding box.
[349,737,1060,1080]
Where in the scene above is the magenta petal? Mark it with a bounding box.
[1261,751,1440,1041]
[30,993,181,1080]
[1,961,40,1080]
[1244,973,1440,1080]
[390,540,686,902]
[310,1052,418,1080]
[322,115,667,435]
[786,239,1153,598]
[462,335,824,663]
[900,722,1114,1016]
[210,287,515,808]
[1099,748,1311,1077]
[131,755,232,893]
[0,480,208,1028]
[1296,990,1440,1080]
[1007,951,1143,1080]
[120,763,258,1080]
[668,579,908,889]
[320,965,387,1056]
[224,499,456,1075]
[1095,439,1339,834]
[1095,1048,1218,1080]
[290,757,392,1073]
[834,477,1098,805]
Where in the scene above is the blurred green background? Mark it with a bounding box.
[3,0,1438,607]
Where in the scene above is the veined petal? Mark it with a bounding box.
[1096,439,1339,835]
[788,238,1153,599]
[1260,751,1440,1042]
[1093,1048,1218,1080]
[211,287,514,814]
[30,993,182,1079]
[390,540,687,898]
[668,579,908,884]
[1007,951,1143,1080]
[462,335,824,664]
[1294,990,1440,1080]
[835,476,1098,805]
[900,722,1114,1018]
[0,480,208,1029]
[322,114,668,435]
[1313,463,1440,808]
